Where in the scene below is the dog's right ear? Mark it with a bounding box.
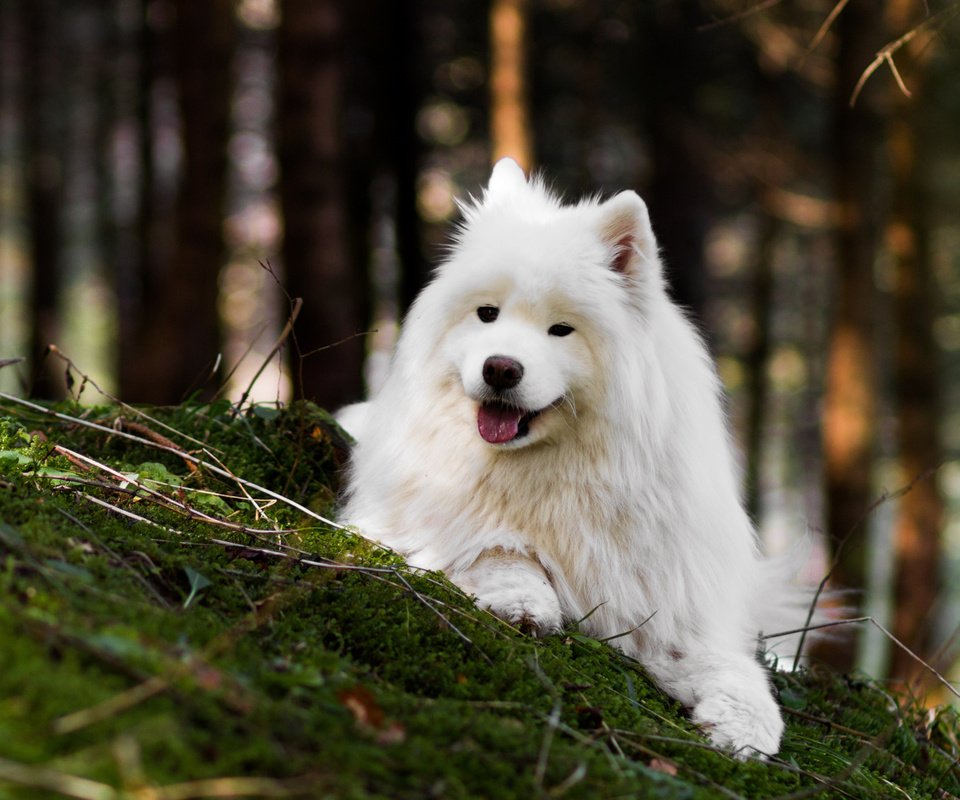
[486,157,527,201]
[597,191,658,276]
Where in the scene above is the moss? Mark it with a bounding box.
[0,397,958,799]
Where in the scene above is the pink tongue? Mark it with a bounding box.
[477,403,523,444]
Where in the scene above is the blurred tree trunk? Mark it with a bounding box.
[743,204,777,522]
[24,0,65,399]
[123,0,234,402]
[885,3,944,689]
[117,0,160,399]
[389,2,425,315]
[95,2,119,299]
[742,66,787,522]
[278,0,366,408]
[642,1,712,323]
[817,0,882,672]
[490,0,532,170]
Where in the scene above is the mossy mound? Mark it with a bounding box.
[0,396,958,799]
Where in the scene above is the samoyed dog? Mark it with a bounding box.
[337,158,804,758]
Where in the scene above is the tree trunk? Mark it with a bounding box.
[387,2,425,316]
[817,0,882,672]
[489,0,533,170]
[344,0,424,317]
[642,1,714,324]
[743,205,778,522]
[116,0,160,399]
[24,0,65,399]
[278,0,366,409]
[885,1,944,689]
[122,0,234,402]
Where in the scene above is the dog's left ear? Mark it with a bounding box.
[597,191,658,275]
[486,157,527,201]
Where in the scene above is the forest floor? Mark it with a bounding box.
[1,394,959,800]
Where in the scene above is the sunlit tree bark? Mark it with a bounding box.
[817,0,882,672]
[490,0,532,170]
[884,0,944,689]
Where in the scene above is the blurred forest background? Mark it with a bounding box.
[0,0,959,696]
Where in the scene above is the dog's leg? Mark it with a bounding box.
[453,548,563,636]
[642,645,784,759]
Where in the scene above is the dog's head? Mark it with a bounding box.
[426,159,664,450]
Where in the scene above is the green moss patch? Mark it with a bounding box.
[0,397,958,799]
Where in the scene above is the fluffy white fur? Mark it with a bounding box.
[337,159,803,758]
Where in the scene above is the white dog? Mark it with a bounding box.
[337,159,806,758]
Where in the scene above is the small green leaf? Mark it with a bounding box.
[567,633,603,649]
[137,461,183,486]
[251,405,280,421]
[206,398,234,418]
[0,450,32,465]
[190,491,232,515]
[183,566,212,609]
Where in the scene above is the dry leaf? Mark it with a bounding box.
[337,685,406,744]
[649,757,678,776]
[338,685,385,728]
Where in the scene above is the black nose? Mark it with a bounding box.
[483,355,524,390]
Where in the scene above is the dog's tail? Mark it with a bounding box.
[755,537,855,671]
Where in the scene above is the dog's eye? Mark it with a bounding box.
[548,323,575,337]
[477,306,499,323]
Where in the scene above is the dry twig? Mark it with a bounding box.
[849,6,959,107]
[0,392,346,531]
[793,465,942,666]
[769,616,960,701]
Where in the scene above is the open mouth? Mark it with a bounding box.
[477,400,548,444]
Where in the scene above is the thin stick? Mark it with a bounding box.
[298,330,373,359]
[0,757,118,800]
[849,6,959,107]
[114,418,199,473]
[231,297,302,413]
[391,570,480,653]
[598,610,657,643]
[78,493,183,535]
[46,346,222,454]
[151,774,323,799]
[769,615,960,700]
[215,320,272,396]
[56,474,294,541]
[0,392,347,530]
[697,0,782,32]
[806,0,850,56]
[201,447,275,525]
[793,466,941,667]
[53,445,268,536]
[53,676,168,735]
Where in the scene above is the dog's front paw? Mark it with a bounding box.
[484,583,563,636]
[455,554,563,637]
[692,680,784,759]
